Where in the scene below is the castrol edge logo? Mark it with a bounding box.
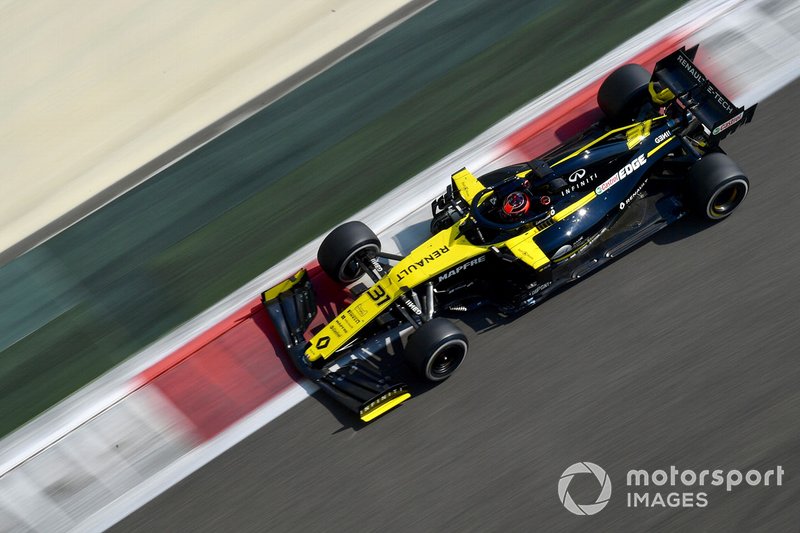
[595,154,646,195]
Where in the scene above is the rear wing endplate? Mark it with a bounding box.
[652,45,756,142]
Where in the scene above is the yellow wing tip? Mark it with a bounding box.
[359,391,412,422]
[261,267,308,302]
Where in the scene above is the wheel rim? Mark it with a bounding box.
[708,179,748,219]
[338,243,379,283]
[426,339,467,381]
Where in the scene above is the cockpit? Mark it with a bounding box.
[457,160,567,244]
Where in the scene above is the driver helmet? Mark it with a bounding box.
[502,191,530,217]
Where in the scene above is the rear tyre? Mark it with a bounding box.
[317,221,380,283]
[687,153,749,221]
[404,318,468,382]
[597,64,651,123]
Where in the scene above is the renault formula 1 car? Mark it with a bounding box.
[262,46,756,423]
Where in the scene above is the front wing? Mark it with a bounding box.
[261,268,412,422]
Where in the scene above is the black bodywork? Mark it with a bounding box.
[428,46,756,312]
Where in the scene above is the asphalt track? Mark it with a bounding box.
[117,80,800,531]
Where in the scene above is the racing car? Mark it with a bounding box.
[262,46,756,423]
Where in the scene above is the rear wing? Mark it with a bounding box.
[652,45,756,142]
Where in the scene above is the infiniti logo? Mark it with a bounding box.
[568,168,586,182]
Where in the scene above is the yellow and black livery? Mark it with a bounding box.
[262,47,756,423]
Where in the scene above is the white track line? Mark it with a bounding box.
[74,381,316,533]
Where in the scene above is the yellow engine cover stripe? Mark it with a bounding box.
[553,115,667,167]
[647,135,676,157]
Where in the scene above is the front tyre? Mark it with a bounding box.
[404,318,468,382]
[687,153,749,221]
[317,221,380,283]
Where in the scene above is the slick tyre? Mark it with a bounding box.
[318,221,381,283]
[687,153,749,221]
[405,318,468,382]
[597,64,651,123]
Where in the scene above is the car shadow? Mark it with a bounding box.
[309,389,370,433]
[444,307,513,335]
[650,214,714,245]
[390,219,433,254]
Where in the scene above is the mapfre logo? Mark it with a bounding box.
[558,462,612,515]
